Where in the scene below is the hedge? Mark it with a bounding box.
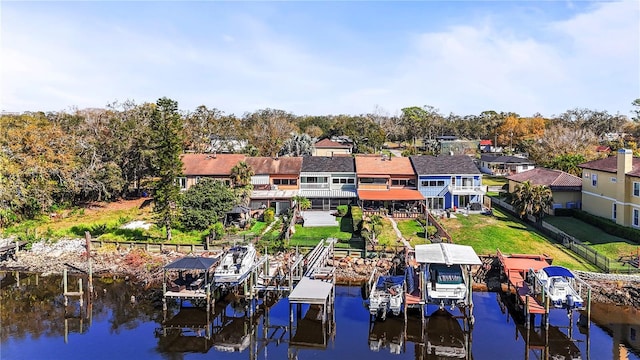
[572,210,640,244]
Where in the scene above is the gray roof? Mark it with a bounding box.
[410,155,481,175]
[301,156,355,172]
[480,154,534,164]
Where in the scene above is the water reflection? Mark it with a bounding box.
[2,273,639,360]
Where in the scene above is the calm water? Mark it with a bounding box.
[1,272,638,360]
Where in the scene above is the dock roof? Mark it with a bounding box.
[164,256,219,270]
[288,277,334,305]
[414,243,481,266]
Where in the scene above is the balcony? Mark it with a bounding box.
[300,183,330,190]
[448,185,487,195]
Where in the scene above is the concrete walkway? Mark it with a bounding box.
[387,217,413,250]
[302,211,339,227]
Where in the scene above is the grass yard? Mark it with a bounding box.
[396,219,428,247]
[289,219,353,248]
[482,176,508,187]
[544,217,640,262]
[440,208,597,271]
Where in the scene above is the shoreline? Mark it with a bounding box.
[2,239,639,309]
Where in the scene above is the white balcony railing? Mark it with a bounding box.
[300,183,330,190]
[448,185,487,195]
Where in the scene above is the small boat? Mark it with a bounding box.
[425,263,468,307]
[368,275,404,321]
[536,266,584,309]
[214,244,257,284]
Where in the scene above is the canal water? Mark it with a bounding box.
[1,272,638,360]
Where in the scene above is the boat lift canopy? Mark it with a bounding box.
[164,256,219,270]
[541,266,575,278]
[414,243,482,266]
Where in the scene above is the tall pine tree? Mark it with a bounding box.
[150,97,184,241]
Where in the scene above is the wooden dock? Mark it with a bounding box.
[497,250,551,317]
[287,238,337,357]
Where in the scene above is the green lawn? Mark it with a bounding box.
[482,176,508,187]
[289,218,353,249]
[544,217,639,263]
[396,219,428,247]
[440,208,597,271]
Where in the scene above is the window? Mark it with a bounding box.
[392,179,414,186]
[591,174,597,187]
[612,203,617,220]
[273,178,297,186]
[634,209,639,227]
[634,182,640,197]
[583,172,589,178]
[631,328,637,342]
[176,177,187,190]
[421,180,446,187]
[360,178,387,184]
[303,176,326,184]
[610,177,617,183]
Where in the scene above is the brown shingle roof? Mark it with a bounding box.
[355,155,414,176]
[314,138,352,148]
[579,155,640,177]
[506,168,582,189]
[181,154,246,176]
[245,157,303,175]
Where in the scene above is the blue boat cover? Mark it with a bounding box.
[376,275,405,289]
[406,266,416,294]
[542,266,575,278]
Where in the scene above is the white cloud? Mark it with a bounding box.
[1,1,638,117]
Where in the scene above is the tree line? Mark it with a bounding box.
[2,97,639,226]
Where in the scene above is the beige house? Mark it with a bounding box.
[312,138,352,157]
[506,168,582,214]
[579,149,640,228]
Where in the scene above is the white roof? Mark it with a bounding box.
[288,277,334,304]
[251,190,299,199]
[299,189,357,198]
[415,243,481,266]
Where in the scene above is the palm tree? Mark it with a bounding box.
[291,195,311,217]
[512,180,553,223]
[229,161,254,187]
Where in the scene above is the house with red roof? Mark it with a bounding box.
[355,155,424,217]
[179,153,246,190]
[506,168,582,214]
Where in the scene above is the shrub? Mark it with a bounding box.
[208,222,224,240]
[336,205,348,217]
[427,226,438,237]
[263,208,275,223]
[351,206,363,234]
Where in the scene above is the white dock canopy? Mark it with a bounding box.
[415,243,482,266]
[289,277,334,305]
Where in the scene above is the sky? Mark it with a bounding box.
[1,1,639,118]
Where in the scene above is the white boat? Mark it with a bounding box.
[368,275,404,321]
[425,263,468,307]
[536,266,584,309]
[214,244,257,284]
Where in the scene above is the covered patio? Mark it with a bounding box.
[358,189,425,218]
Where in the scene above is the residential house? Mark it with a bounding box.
[312,138,353,157]
[355,155,424,217]
[506,168,582,214]
[480,154,535,176]
[410,155,484,211]
[299,156,357,210]
[245,157,303,214]
[579,149,640,228]
[179,153,246,190]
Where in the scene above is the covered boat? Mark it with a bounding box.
[214,244,257,284]
[536,266,584,309]
[368,275,405,321]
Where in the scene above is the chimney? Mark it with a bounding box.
[617,148,632,175]
[615,149,632,226]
